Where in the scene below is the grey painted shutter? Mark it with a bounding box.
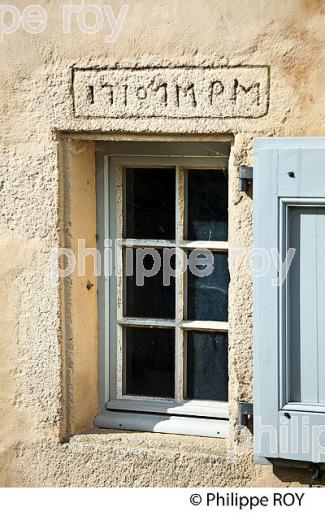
[254,138,325,463]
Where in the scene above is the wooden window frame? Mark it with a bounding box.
[95,142,231,437]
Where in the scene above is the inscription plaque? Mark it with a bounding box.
[72,66,270,119]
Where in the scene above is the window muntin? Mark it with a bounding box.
[98,145,230,424]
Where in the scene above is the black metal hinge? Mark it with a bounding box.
[238,401,254,427]
[238,165,253,193]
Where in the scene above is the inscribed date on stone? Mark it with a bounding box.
[73,66,270,119]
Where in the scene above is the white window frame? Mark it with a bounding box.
[95,141,230,437]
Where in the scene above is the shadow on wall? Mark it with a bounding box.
[272,463,325,487]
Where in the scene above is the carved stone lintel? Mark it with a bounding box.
[72,65,270,119]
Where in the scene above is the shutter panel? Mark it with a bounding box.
[254,138,325,463]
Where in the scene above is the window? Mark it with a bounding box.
[95,141,231,437]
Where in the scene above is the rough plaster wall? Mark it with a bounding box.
[1,0,325,487]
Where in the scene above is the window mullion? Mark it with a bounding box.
[116,165,124,398]
[175,166,185,403]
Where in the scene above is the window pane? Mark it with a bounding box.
[186,331,228,401]
[186,169,228,241]
[187,251,229,321]
[125,327,175,398]
[125,248,175,319]
[125,168,175,239]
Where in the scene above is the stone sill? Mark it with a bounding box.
[69,427,229,460]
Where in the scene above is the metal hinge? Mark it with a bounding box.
[238,165,253,193]
[238,401,253,427]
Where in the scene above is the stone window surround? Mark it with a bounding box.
[57,132,251,452]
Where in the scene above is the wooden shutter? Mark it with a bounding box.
[254,138,325,463]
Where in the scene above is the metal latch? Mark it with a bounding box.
[238,165,253,193]
[238,401,253,427]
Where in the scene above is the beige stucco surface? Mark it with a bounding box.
[1,0,325,487]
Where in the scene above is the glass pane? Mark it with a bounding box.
[186,331,228,401]
[125,248,175,319]
[186,169,228,241]
[124,327,175,398]
[125,168,175,239]
[187,251,229,321]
